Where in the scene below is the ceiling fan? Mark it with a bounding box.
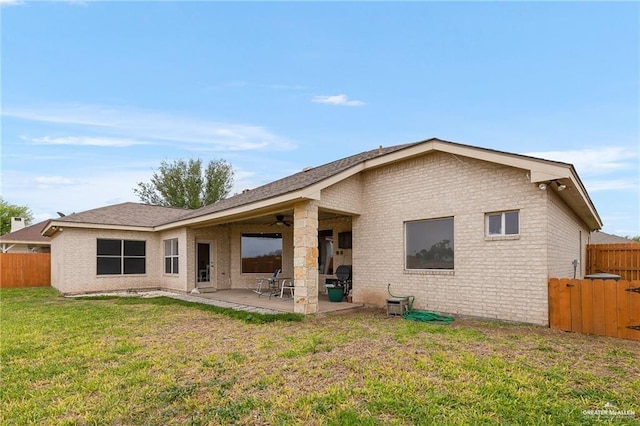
[270,214,291,227]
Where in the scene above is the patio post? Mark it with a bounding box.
[293,200,319,314]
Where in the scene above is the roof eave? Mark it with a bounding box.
[43,221,155,236]
[0,240,51,245]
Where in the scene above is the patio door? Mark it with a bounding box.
[196,241,214,287]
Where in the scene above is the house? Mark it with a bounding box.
[1,219,51,253]
[43,138,602,325]
[590,231,638,245]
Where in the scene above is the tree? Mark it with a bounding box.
[0,197,34,235]
[134,159,234,209]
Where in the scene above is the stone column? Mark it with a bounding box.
[293,200,319,314]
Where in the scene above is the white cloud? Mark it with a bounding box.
[4,103,295,152]
[523,146,638,176]
[33,176,79,189]
[583,178,639,192]
[5,169,146,220]
[312,94,366,107]
[0,0,25,6]
[28,135,149,147]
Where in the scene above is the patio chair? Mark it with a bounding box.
[335,264,352,294]
[254,269,281,297]
[279,279,295,298]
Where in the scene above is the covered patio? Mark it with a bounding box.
[191,289,361,314]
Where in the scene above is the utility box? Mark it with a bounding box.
[387,297,409,316]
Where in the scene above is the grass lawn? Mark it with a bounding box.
[1,288,639,425]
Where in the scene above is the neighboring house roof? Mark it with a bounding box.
[43,138,603,235]
[590,231,639,244]
[0,220,51,245]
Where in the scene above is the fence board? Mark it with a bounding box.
[0,253,51,288]
[616,281,631,340]
[548,278,640,341]
[549,279,568,331]
[591,280,606,336]
[627,284,640,341]
[603,280,618,338]
[569,279,583,333]
[580,280,594,335]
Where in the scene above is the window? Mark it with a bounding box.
[97,239,146,275]
[164,239,179,274]
[405,217,454,270]
[241,233,282,273]
[486,211,519,236]
[338,231,352,249]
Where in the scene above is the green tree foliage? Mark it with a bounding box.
[134,159,234,209]
[0,197,34,235]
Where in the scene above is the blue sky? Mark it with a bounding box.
[2,1,638,236]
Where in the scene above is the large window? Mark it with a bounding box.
[486,211,519,236]
[97,239,146,275]
[164,239,179,274]
[405,218,454,270]
[241,233,282,273]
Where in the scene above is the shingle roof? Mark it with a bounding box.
[47,142,420,230]
[55,202,190,228]
[45,137,602,231]
[178,141,422,221]
[590,231,638,244]
[0,220,51,244]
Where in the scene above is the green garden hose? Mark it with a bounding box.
[387,283,455,324]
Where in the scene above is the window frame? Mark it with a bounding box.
[404,217,455,271]
[96,239,146,275]
[164,238,179,275]
[485,211,520,237]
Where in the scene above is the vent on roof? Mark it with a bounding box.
[302,166,314,172]
[242,189,250,194]
[378,145,383,154]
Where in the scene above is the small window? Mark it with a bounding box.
[97,239,146,275]
[164,239,179,274]
[338,231,352,249]
[405,217,454,270]
[486,211,519,236]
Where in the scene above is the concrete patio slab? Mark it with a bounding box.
[191,289,361,314]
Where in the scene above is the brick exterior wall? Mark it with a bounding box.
[318,174,363,214]
[547,190,589,279]
[350,152,559,325]
[51,228,164,294]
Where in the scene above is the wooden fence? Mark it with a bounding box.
[587,243,640,281]
[549,278,640,341]
[0,253,51,288]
